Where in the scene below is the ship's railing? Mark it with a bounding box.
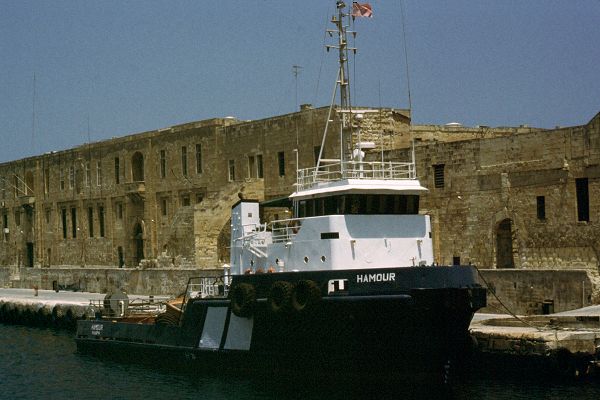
[88,296,168,318]
[270,218,302,243]
[184,276,228,300]
[238,220,300,245]
[296,161,415,191]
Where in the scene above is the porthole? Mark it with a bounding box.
[320,256,326,263]
[303,256,309,264]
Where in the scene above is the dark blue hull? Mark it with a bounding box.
[76,266,486,381]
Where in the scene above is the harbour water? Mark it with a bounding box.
[2,324,600,400]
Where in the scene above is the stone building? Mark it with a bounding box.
[1,105,599,279]
[408,111,600,271]
[0,106,409,272]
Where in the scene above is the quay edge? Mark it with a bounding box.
[0,288,166,330]
[469,313,600,379]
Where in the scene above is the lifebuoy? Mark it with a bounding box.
[268,281,293,314]
[229,283,256,318]
[291,280,321,312]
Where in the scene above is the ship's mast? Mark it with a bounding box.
[325,1,356,165]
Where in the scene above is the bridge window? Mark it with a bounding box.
[298,194,419,217]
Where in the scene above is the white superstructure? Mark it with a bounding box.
[230,157,434,274]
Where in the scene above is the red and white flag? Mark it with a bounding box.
[352,2,373,18]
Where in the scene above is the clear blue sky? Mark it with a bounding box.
[1,1,599,163]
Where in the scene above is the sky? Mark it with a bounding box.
[1,0,599,163]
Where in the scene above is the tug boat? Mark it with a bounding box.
[76,1,486,381]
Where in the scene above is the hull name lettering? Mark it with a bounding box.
[356,273,395,283]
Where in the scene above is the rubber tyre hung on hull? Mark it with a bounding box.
[268,281,293,314]
[229,283,256,318]
[291,280,321,312]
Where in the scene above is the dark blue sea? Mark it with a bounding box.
[2,324,600,400]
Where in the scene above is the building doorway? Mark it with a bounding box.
[133,223,144,266]
[26,242,34,268]
[496,219,514,268]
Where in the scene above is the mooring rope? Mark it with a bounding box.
[474,266,546,332]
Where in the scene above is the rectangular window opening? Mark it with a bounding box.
[228,160,235,182]
[160,150,167,179]
[98,206,105,237]
[61,209,67,239]
[182,196,190,207]
[257,154,264,178]
[195,144,202,174]
[60,169,65,191]
[44,169,50,194]
[88,207,94,238]
[96,161,103,187]
[181,146,188,177]
[161,199,168,216]
[576,178,589,222]
[536,196,546,221]
[278,151,285,177]
[248,156,255,178]
[114,157,120,184]
[71,207,77,238]
[433,164,445,189]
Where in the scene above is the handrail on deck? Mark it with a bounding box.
[297,161,415,191]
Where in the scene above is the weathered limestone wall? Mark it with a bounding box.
[386,112,600,270]
[477,269,595,314]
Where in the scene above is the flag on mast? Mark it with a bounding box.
[352,2,373,18]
